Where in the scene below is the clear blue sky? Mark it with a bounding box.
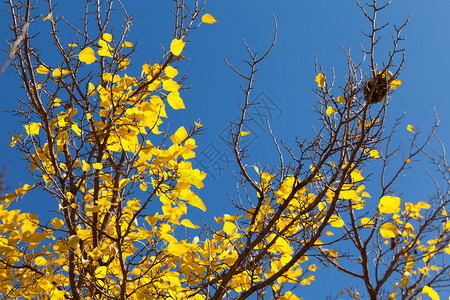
[1,1,449,299]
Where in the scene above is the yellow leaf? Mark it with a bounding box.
[9,134,23,147]
[140,182,147,191]
[36,65,50,74]
[202,13,218,24]
[165,66,179,78]
[181,219,200,229]
[380,222,400,238]
[95,266,107,278]
[51,218,64,229]
[167,242,189,256]
[170,126,188,145]
[328,215,344,228]
[223,221,237,235]
[315,73,325,88]
[82,160,90,172]
[167,91,185,110]
[78,47,97,64]
[24,123,41,136]
[326,106,336,116]
[35,256,48,266]
[308,264,317,271]
[378,196,401,214]
[102,33,113,42]
[361,217,375,227]
[122,41,133,48]
[170,39,186,56]
[370,149,380,159]
[87,82,96,96]
[92,163,103,170]
[98,40,113,58]
[240,131,250,137]
[163,80,180,92]
[68,235,80,249]
[422,286,440,300]
[42,13,52,21]
[52,98,61,107]
[71,124,82,136]
[407,124,414,133]
[52,69,70,77]
[337,95,345,104]
[390,79,402,89]
[68,43,78,47]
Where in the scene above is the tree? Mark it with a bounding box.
[1,0,449,299]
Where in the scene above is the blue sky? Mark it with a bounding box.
[1,1,449,299]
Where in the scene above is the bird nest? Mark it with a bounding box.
[363,73,390,104]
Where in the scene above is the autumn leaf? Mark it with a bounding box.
[167,91,185,110]
[165,66,179,78]
[407,124,414,133]
[337,95,345,104]
[95,266,107,278]
[36,65,50,74]
[380,222,400,238]
[326,106,336,116]
[240,131,250,137]
[422,286,440,300]
[315,73,325,88]
[42,13,52,21]
[122,41,133,48]
[51,218,64,229]
[24,123,41,136]
[52,69,70,77]
[170,39,186,56]
[170,126,188,145]
[78,47,97,64]
[378,196,401,214]
[102,33,112,42]
[181,219,200,229]
[202,13,218,24]
[92,163,103,170]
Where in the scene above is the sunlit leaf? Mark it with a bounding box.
[369,149,380,159]
[361,217,375,228]
[9,134,23,147]
[36,65,50,74]
[326,106,336,116]
[407,124,414,133]
[42,13,52,21]
[163,80,180,92]
[337,95,345,104]
[102,33,113,42]
[181,219,200,229]
[52,69,70,77]
[378,196,401,214]
[51,218,64,229]
[315,73,325,88]
[240,131,250,137]
[167,91,185,110]
[95,266,107,278]
[170,39,186,56]
[78,47,97,64]
[167,242,189,256]
[380,222,400,238]
[122,41,133,48]
[92,163,103,170]
[422,286,439,300]
[24,123,41,136]
[202,13,218,24]
[165,66,179,78]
